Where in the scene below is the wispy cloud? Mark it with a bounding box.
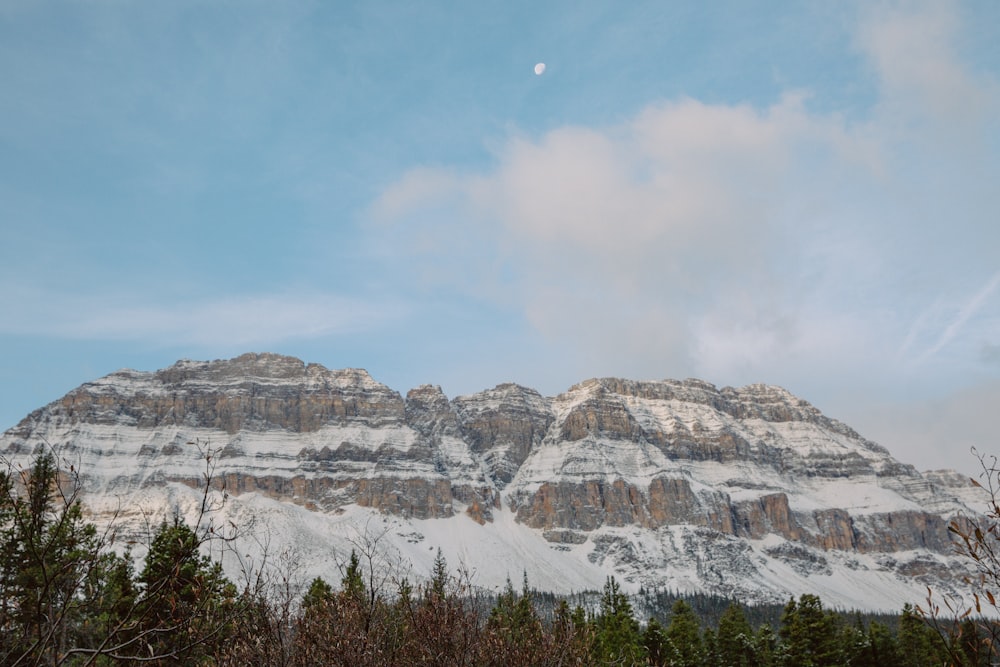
[915,272,1000,363]
[0,288,405,347]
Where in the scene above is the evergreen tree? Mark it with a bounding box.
[135,516,236,663]
[753,623,777,667]
[0,465,14,634]
[717,602,754,667]
[592,576,645,665]
[643,616,669,666]
[0,464,20,659]
[341,549,365,601]
[0,453,105,664]
[302,576,334,609]
[75,547,138,656]
[553,599,592,664]
[777,594,841,666]
[665,598,704,667]
[429,547,448,599]
[702,626,720,667]
[498,574,540,634]
[865,620,900,667]
[838,616,870,667]
[487,572,546,660]
[897,603,946,667]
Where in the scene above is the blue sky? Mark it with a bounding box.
[1,1,998,474]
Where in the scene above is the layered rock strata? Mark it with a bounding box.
[0,353,984,605]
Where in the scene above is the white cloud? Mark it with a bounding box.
[372,91,880,385]
[368,2,1000,472]
[858,1,998,131]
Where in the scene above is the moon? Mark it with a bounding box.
[534,62,546,76]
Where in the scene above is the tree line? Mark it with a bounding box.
[1,449,997,665]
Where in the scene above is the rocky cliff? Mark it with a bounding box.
[0,353,985,609]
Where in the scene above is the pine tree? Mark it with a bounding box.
[341,549,365,601]
[702,626,720,667]
[865,620,900,667]
[592,576,645,665]
[0,464,19,658]
[302,576,334,609]
[75,547,138,656]
[0,452,105,664]
[553,599,592,664]
[429,547,448,599]
[897,603,946,667]
[837,615,870,667]
[717,602,754,667]
[665,598,704,667]
[487,571,548,662]
[643,617,669,666]
[489,574,541,641]
[135,516,236,663]
[753,623,777,667]
[777,594,841,666]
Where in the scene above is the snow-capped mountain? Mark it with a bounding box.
[0,353,985,610]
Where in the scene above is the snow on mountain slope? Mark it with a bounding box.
[0,353,987,610]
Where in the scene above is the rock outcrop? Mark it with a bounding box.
[0,353,985,608]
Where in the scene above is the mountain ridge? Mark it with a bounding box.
[0,352,984,610]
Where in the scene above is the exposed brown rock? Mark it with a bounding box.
[187,472,457,519]
[454,384,553,486]
[732,493,804,541]
[852,511,951,553]
[559,394,643,442]
[355,478,453,519]
[511,476,734,536]
[809,509,856,550]
[53,354,406,434]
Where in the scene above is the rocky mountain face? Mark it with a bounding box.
[0,353,985,610]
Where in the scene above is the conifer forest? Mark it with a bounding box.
[2,452,997,666]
